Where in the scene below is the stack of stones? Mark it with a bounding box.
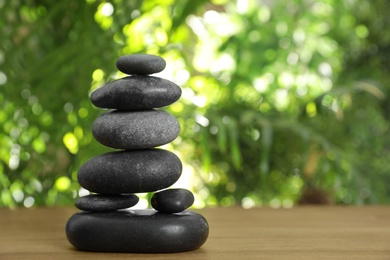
[66,54,209,253]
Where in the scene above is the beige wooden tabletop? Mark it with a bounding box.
[0,206,389,259]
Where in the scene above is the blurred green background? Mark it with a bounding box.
[1,0,390,208]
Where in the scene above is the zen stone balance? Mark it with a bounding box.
[65,54,209,253]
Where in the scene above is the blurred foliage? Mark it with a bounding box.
[1,0,390,208]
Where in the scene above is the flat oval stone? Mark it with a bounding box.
[92,110,180,149]
[66,209,209,253]
[151,188,194,213]
[90,76,181,110]
[78,149,182,194]
[116,54,166,75]
[75,194,139,212]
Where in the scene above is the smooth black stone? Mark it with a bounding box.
[151,188,194,213]
[116,54,166,75]
[92,110,180,149]
[66,209,209,253]
[75,194,139,212]
[90,75,181,111]
[78,149,182,194]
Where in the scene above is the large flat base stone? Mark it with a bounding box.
[66,209,209,253]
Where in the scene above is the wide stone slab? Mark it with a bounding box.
[75,194,139,212]
[78,149,182,194]
[116,54,166,75]
[66,209,209,253]
[151,188,194,213]
[90,76,181,110]
[92,110,180,149]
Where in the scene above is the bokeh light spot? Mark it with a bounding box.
[63,132,79,154]
[92,69,104,81]
[55,176,71,192]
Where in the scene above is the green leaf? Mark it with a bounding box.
[216,119,227,153]
[260,121,272,174]
[228,118,242,171]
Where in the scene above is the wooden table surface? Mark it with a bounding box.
[0,206,389,259]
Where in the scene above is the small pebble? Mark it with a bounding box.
[151,188,194,213]
[116,54,166,75]
[75,194,139,212]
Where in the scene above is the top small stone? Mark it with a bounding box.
[116,54,166,75]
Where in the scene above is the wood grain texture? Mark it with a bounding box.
[0,206,389,259]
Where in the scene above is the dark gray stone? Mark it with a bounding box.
[78,149,182,194]
[116,54,166,75]
[75,194,139,212]
[66,209,209,253]
[90,76,181,111]
[151,188,194,213]
[92,110,180,149]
